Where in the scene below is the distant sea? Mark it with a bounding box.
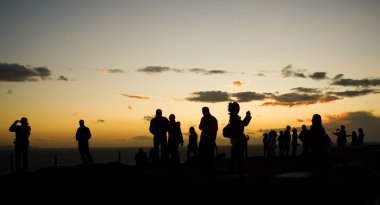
[0,145,278,177]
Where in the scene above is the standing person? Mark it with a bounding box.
[350,131,358,147]
[278,131,285,157]
[291,128,299,157]
[268,130,277,158]
[284,125,291,157]
[333,125,348,152]
[310,114,330,171]
[358,128,365,145]
[76,120,94,165]
[149,109,169,163]
[198,107,218,159]
[9,117,31,173]
[187,127,198,160]
[227,102,252,173]
[298,125,310,157]
[262,133,269,157]
[168,114,184,165]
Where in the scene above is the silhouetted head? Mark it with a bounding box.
[301,125,307,130]
[280,131,284,135]
[139,147,144,153]
[79,120,85,126]
[202,107,210,116]
[169,114,175,122]
[155,109,162,117]
[286,125,291,131]
[20,117,28,125]
[341,125,345,130]
[312,114,322,127]
[263,133,268,137]
[189,126,195,133]
[352,131,357,135]
[292,128,297,133]
[358,128,363,134]
[269,130,277,138]
[228,101,240,115]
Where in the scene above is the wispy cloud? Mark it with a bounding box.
[327,89,379,97]
[0,63,52,82]
[290,87,321,93]
[120,94,150,100]
[57,75,69,81]
[189,68,228,75]
[130,135,151,142]
[137,66,182,74]
[143,115,154,122]
[186,91,230,103]
[6,89,12,95]
[281,64,306,78]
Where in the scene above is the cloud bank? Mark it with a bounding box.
[0,63,52,82]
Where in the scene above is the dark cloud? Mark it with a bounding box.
[331,78,380,87]
[327,89,379,97]
[324,111,380,143]
[186,91,230,103]
[57,75,69,81]
[291,87,321,93]
[0,63,52,82]
[106,69,125,73]
[231,92,267,102]
[309,72,328,80]
[137,66,171,73]
[261,92,341,107]
[120,94,150,100]
[188,68,228,75]
[137,66,183,73]
[281,64,306,78]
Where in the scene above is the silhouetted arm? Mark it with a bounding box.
[149,119,155,135]
[242,111,252,126]
[87,127,92,139]
[199,118,204,131]
[9,121,18,132]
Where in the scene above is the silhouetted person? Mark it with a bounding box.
[278,131,285,157]
[242,135,250,158]
[9,117,31,173]
[284,125,291,157]
[333,125,348,152]
[350,131,358,146]
[310,114,330,171]
[358,128,365,145]
[187,127,198,160]
[168,114,184,165]
[76,120,94,165]
[149,109,169,164]
[291,128,298,157]
[227,102,251,173]
[135,148,149,167]
[298,125,310,157]
[268,130,277,157]
[198,107,218,160]
[263,133,269,157]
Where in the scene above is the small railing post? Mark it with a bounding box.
[54,154,58,167]
[118,151,121,163]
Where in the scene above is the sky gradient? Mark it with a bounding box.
[1,0,380,147]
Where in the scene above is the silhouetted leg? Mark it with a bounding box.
[86,147,94,165]
[161,137,169,163]
[78,144,87,165]
[14,144,21,173]
[21,144,28,172]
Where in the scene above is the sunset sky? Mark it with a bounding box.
[1,0,380,148]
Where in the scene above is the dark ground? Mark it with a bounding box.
[1,145,379,205]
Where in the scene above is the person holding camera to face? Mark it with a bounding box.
[9,117,31,173]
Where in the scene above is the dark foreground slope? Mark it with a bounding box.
[1,146,379,205]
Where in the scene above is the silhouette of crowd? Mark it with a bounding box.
[7,101,367,174]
